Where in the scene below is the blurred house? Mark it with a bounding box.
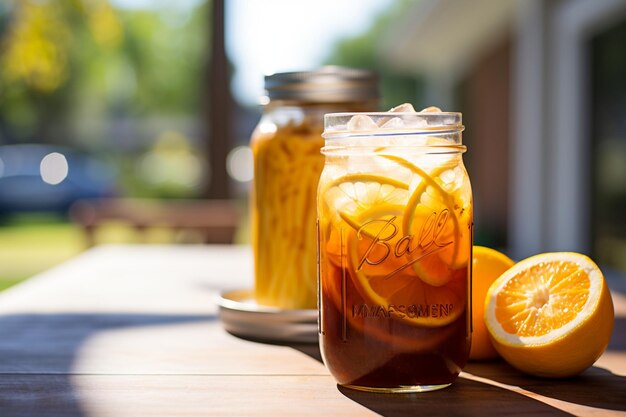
[381,0,626,268]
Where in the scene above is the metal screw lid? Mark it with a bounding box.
[264,66,379,103]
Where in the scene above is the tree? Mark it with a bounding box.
[0,0,208,146]
[324,0,424,110]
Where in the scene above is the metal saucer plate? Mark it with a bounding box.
[217,289,318,343]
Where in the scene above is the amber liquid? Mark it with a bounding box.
[319,254,470,389]
[317,147,472,390]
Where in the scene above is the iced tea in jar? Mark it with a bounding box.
[318,106,472,392]
[251,68,378,309]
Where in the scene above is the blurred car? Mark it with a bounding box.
[0,144,117,216]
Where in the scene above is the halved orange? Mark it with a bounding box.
[470,246,515,360]
[484,252,614,377]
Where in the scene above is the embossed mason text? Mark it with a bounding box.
[352,303,455,319]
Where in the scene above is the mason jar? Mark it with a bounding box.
[251,67,379,309]
[318,111,472,392]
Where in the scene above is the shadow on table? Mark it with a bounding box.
[224,318,626,416]
[289,343,324,363]
[607,316,626,350]
[338,359,626,416]
[465,314,626,413]
[0,313,214,417]
[465,362,626,411]
[337,377,574,417]
[279,342,573,416]
[465,360,626,413]
[224,332,324,364]
[283,334,625,416]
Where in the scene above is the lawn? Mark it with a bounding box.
[0,218,84,291]
[0,215,198,292]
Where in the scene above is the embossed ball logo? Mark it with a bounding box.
[356,209,452,280]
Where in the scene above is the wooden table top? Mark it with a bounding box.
[0,244,624,417]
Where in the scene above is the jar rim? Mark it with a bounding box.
[325,111,462,117]
[323,112,464,138]
[320,144,467,155]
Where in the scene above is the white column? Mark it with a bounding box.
[509,0,547,259]
[546,0,626,253]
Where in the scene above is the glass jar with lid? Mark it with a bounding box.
[251,67,379,309]
[318,111,472,392]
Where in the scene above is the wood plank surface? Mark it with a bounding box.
[0,245,625,417]
[0,374,585,417]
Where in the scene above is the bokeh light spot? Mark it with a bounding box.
[40,152,69,185]
[226,146,254,183]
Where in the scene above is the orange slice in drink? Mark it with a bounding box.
[345,225,467,328]
[342,205,406,279]
[320,174,409,268]
[379,154,470,287]
[484,252,614,377]
[321,173,409,227]
[321,169,467,327]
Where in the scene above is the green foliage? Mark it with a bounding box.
[0,0,208,143]
[0,0,209,199]
[119,7,208,115]
[324,0,425,110]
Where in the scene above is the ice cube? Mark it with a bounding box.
[440,168,456,184]
[389,103,416,113]
[347,114,378,131]
[420,106,442,113]
[381,104,429,129]
[402,117,428,129]
[380,117,405,129]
